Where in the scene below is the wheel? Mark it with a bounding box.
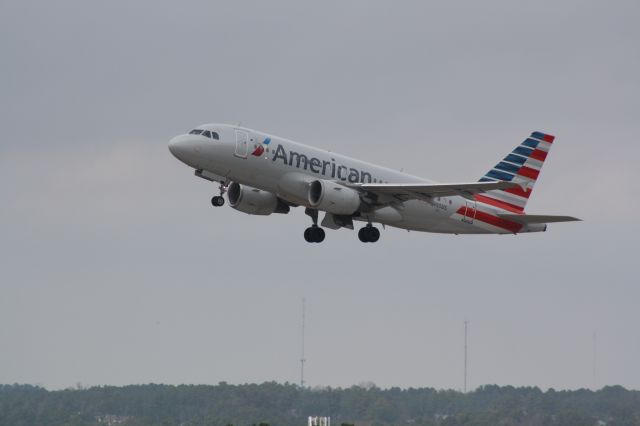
[358,226,380,243]
[304,227,313,242]
[305,226,325,243]
[358,227,370,243]
[369,227,380,243]
[312,227,325,243]
[211,196,225,207]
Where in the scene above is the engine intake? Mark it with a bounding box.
[308,179,361,215]
[228,182,289,215]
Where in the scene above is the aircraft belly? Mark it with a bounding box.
[275,172,314,205]
[365,206,403,223]
[376,200,494,234]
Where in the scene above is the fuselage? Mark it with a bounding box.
[169,123,546,235]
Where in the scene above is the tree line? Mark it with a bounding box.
[1,382,639,426]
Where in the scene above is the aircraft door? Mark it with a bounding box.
[462,200,476,224]
[234,129,249,158]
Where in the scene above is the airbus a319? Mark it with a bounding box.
[169,124,579,243]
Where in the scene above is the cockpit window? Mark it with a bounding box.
[189,129,220,140]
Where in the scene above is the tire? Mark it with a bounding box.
[358,227,369,243]
[304,227,313,243]
[211,196,225,207]
[313,227,325,243]
[369,227,380,243]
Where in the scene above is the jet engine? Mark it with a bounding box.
[308,179,361,215]
[227,182,290,215]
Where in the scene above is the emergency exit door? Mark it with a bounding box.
[234,129,249,158]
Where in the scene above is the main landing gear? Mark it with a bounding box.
[304,208,325,243]
[211,196,225,207]
[358,224,380,243]
[304,226,325,243]
[211,181,228,207]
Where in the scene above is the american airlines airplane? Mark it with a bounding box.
[169,124,580,243]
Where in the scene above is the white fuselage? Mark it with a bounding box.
[169,123,544,235]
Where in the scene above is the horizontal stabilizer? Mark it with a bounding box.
[497,214,582,224]
[352,181,519,202]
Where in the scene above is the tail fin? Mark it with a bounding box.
[476,131,555,213]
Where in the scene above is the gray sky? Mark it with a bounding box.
[1,0,639,391]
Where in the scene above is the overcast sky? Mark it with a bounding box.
[1,0,639,391]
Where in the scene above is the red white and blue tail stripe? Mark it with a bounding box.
[476,131,555,213]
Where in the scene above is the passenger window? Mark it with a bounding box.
[189,129,203,135]
[202,130,211,138]
[211,132,219,140]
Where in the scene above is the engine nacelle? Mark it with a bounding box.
[228,182,290,215]
[308,179,361,215]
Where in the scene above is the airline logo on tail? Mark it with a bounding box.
[477,131,555,213]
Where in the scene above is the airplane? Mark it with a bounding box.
[169,124,580,243]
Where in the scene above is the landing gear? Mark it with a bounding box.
[211,181,229,207]
[304,208,325,243]
[304,225,325,243]
[358,225,380,243]
[211,196,225,207]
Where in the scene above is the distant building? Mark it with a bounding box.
[96,415,130,425]
[308,416,330,426]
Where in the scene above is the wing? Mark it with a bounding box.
[496,214,582,224]
[347,181,520,202]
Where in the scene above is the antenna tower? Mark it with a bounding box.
[592,331,598,389]
[464,319,468,393]
[300,297,306,388]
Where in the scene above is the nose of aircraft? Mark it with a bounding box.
[169,134,199,163]
[168,135,187,159]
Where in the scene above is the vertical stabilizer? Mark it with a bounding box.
[477,131,555,212]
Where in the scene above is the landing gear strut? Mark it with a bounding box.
[304,208,325,243]
[358,224,380,243]
[211,181,228,207]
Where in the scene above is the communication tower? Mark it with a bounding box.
[301,297,306,388]
[464,319,468,393]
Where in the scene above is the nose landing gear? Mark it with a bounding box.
[358,225,380,243]
[211,181,229,207]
